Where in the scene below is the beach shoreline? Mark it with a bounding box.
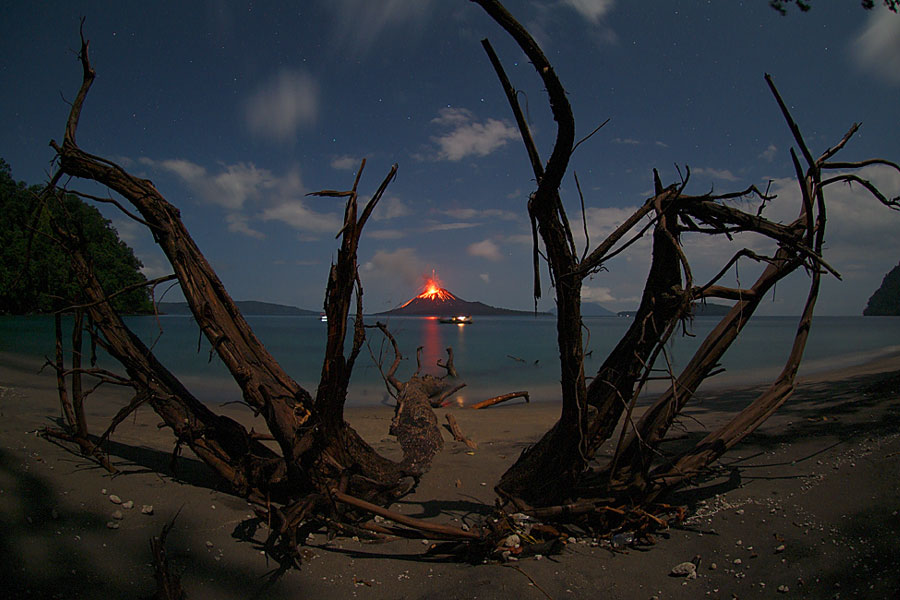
[1,351,898,598]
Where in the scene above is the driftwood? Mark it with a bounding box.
[433,382,467,407]
[445,413,478,449]
[471,391,530,410]
[474,0,899,512]
[34,3,899,570]
[42,21,449,564]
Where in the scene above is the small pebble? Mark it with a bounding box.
[733,558,743,565]
[778,584,789,593]
[109,494,122,505]
[775,544,786,553]
[121,500,134,510]
[105,521,119,530]
[205,541,214,548]
[709,562,718,571]
[141,505,154,515]
[111,510,124,520]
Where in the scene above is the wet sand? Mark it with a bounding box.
[1,351,898,599]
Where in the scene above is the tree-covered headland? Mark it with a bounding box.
[864,261,900,315]
[0,159,151,314]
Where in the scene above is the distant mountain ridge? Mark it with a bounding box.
[157,301,318,316]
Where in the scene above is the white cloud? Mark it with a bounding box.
[136,252,172,281]
[759,144,778,163]
[480,273,491,284]
[426,222,481,232]
[582,285,615,303]
[142,157,342,237]
[366,229,406,240]
[429,107,519,161]
[226,213,265,239]
[150,159,281,211]
[362,248,426,287]
[260,202,343,234]
[440,207,519,221]
[468,239,504,262]
[851,7,900,86]
[331,155,362,171]
[371,196,411,221]
[612,137,640,145]
[327,0,437,52]
[562,0,615,23]
[244,69,319,142]
[693,167,741,182]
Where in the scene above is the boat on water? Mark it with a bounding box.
[439,315,473,324]
[320,313,328,323]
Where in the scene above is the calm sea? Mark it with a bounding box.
[2,314,899,407]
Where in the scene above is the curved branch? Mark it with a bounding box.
[64,18,95,147]
[820,173,900,210]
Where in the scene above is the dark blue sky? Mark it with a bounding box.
[2,1,898,314]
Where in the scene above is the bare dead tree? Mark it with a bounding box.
[43,23,466,564]
[38,2,900,567]
[473,0,899,523]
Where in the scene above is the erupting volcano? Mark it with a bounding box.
[400,273,457,307]
[378,271,542,317]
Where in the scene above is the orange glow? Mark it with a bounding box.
[400,270,457,307]
[417,278,455,302]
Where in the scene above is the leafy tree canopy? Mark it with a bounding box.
[0,159,152,314]
[770,0,899,14]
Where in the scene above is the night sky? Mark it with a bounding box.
[2,1,898,315]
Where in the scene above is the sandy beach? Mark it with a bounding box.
[1,350,898,599]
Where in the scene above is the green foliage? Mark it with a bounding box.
[0,159,152,314]
[863,261,900,316]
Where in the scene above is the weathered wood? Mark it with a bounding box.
[445,413,477,449]
[53,313,76,427]
[332,490,481,540]
[391,377,444,475]
[471,391,529,410]
[433,382,466,408]
[476,0,898,516]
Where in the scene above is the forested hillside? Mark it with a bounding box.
[864,261,900,316]
[0,159,151,314]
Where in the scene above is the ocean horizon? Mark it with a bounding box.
[2,313,899,408]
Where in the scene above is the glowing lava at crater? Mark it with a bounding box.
[401,272,457,307]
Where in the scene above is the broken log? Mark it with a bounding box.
[445,413,478,449]
[470,391,529,410]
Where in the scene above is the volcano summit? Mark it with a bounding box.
[377,276,542,317]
